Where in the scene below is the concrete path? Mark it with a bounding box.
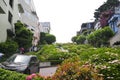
[39,66,57,76]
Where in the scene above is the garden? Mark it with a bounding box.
[25,44,120,80]
[0,44,120,80]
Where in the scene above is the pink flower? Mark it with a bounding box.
[31,73,37,78]
[26,73,37,80]
[26,75,32,80]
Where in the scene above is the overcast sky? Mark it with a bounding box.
[33,0,107,43]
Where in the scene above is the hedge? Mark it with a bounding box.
[0,68,27,80]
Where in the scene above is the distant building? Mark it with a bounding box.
[40,22,51,33]
[94,20,101,30]
[77,22,94,35]
[108,5,120,46]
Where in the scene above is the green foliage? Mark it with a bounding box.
[94,0,120,19]
[52,56,103,80]
[45,34,56,44]
[76,35,86,44]
[14,21,33,49]
[62,44,120,79]
[99,63,120,80]
[88,49,120,80]
[0,68,26,80]
[26,44,120,79]
[40,32,56,44]
[71,35,86,44]
[39,32,46,44]
[87,27,114,47]
[0,40,18,57]
[30,45,77,65]
[71,36,77,43]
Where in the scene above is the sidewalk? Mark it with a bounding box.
[39,66,58,76]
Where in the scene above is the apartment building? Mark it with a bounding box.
[77,22,94,35]
[108,5,120,46]
[40,22,51,33]
[0,0,40,46]
[0,0,19,42]
[18,0,38,32]
[18,0,40,46]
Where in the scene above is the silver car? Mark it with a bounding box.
[1,54,40,74]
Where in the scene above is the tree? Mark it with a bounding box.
[76,35,86,44]
[45,33,56,44]
[14,21,33,49]
[87,26,114,47]
[71,36,78,43]
[94,0,120,19]
[40,32,56,44]
[0,40,18,57]
[39,32,46,44]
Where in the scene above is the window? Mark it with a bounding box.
[0,7,5,14]
[25,10,31,17]
[9,0,14,8]
[3,0,7,6]
[25,0,31,4]
[8,11,13,24]
[30,57,37,63]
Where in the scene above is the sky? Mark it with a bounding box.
[33,0,107,43]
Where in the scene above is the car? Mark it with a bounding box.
[1,54,40,74]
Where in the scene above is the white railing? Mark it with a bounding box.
[117,21,120,27]
[0,0,7,13]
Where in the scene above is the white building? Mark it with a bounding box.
[0,0,40,46]
[0,0,19,42]
[18,0,40,46]
[40,22,51,33]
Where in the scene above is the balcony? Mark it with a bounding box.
[0,7,5,14]
[0,0,7,14]
[117,21,120,27]
[18,0,24,13]
[109,30,120,46]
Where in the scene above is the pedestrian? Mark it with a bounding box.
[20,47,25,54]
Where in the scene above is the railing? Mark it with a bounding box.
[0,0,7,13]
[117,21,120,27]
[3,0,7,6]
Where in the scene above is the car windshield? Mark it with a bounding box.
[6,54,30,64]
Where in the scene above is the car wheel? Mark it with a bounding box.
[37,67,40,73]
[25,69,30,74]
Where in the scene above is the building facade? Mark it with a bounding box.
[0,0,19,42]
[77,22,94,35]
[0,0,40,46]
[40,22,51,33]
[18,0,40,46]
[108,5,120,46]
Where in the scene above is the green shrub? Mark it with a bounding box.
[0,68,26,80]
[98,62,120,80]
[76,35,86,44]
[52,57,103,80]
[0,40,18,57]
[87,26,114,47]
[35,45,77,64]
[14,21,33,49]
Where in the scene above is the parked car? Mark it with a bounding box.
[1,54,40,74]
[0,53,4,68]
